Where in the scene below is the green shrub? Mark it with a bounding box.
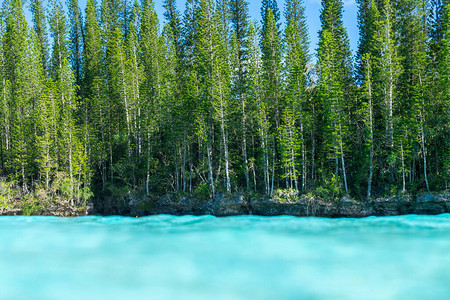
[310,174,344,202]
[273,188,298,203]
[193,183,211,200]
[22,200,42,216]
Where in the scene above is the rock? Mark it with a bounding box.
[339,196,355,203]
[87,203,94,214]
[200,193,248,216]
[118,191,450,218]
[0,208,22,216]
[416,193,437,203]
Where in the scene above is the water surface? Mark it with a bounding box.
[1,214,449,299]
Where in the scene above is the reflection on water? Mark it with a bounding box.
[1,214,449,299]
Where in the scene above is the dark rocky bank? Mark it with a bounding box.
[1,192,448,217]
[0,203,94,217]
[129,191,450,218]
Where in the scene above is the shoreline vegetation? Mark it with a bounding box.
[1,0,448,217]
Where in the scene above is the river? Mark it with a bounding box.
[1,214,449,299]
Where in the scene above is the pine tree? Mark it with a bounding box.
[196,0,217,197]
[440,3,450,186]
[49,0,87,203]
[361,53,374,198]
[83,0,107,190]
[261,7,282,195]
[283,0,310,191]
[396,0,431,191]
[230,0,251,192]
[140,0,163,194]
[211,4,232,193]
[247,21,270,195]
[377,0,401,181]
[3,0,35,189]
[164,0,182,57]
[29,0,49,73]
[163,0,188,192]
[317,0,353,194]
[0,16,7,175]
[261,6,282,129]
[67,0,84,88]
[261,0,281,29]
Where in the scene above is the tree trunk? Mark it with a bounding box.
[220,88,231,193]
[242,97,250,193]
[207,142,215,199]
[338,121,348,194]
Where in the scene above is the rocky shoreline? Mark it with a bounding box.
[1,192,448,217]
[131,191,450,218]
[0,203,94,217]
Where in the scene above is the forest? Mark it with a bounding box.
[0,0,448,212]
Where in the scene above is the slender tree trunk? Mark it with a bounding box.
[418,73,429,191]
[175,146,179,191]
[401,141,406,193]
[300,113,306,191]
[183,135,187,192]
[242,97,249,193]
[0,136,3,174]
[338,121,348,194]
[386,16,394,150]
[219,88,231,193]
[367,63,374,200]
[271,139,275,196]
[146,129,151,194]
[420,117,429,191]
[207,141,215,199]
[97,83,106,191]
[311,129,315,181]
[69,127,74,205]
[367,124,374,200]
[120,57,132,167]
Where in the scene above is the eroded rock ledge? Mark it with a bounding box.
[0,203,94,217]
[1,192,448,217]
[131,191,450,218]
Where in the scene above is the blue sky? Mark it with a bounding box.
[23,0,359,59]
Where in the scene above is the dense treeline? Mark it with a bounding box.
[0,0,448,210]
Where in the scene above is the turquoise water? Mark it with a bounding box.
[0,215,449,300]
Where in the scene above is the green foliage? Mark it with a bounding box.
[22,200,43,216]
[273,188,298,203]
[311,174,344,202]
[193,183,212,200]
[136,198,155,211]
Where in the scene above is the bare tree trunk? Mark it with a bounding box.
[338,121,348,194]
[120,59,132,168]
[207,142,215,199]
[242,97,250,193]
[175,146,179,191]
[183,135,187,192]
[146,118,151,194]
[367,63,374,200]
[69,128,74,205]
[420,119,429,191]
[219,89,231,193]
[299,114,306,191]
[271,140,275,196]
[418,73,429,191]
[401,141,406,193]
